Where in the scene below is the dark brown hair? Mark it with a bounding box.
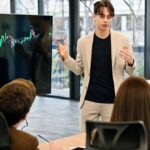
[94,0,115,17]
[0,78,36,126]
[111,76,150,147]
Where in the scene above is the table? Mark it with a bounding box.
[38,133,86,150]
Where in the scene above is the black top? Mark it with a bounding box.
[85,33,115,103]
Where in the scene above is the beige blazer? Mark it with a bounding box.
[64,30,135,108]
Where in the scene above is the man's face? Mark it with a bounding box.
[93,7,112,32]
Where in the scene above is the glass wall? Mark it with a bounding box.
[43,0,70,97]
[0,0,10,13]
[15,0,38,14]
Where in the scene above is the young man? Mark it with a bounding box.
[57,0,135,132]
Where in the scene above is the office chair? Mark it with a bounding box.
[0,112,10,150]
[86,120,148,150]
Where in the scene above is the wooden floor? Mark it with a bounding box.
[19,96,80,143]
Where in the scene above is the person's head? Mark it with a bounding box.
[93,0,115,32]
[0,78,36,127]
[111,76,150,144]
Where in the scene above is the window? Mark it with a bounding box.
[15,0,38,14]
[44,0,70,97]
[136,15,144,30]
[0,0,10,13]
[112,15,121,30]
[127,15,133,31]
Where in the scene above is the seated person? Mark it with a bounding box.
[0,78,39,150]
[111,76,150,149]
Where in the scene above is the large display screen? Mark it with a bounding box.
[0,14,53,95]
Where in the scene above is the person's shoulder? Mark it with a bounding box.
[9,127,39,149]
[78,31,94,43]
[10,127,38,141]
[111,29,129,40]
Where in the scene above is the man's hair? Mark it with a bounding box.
[111,76,150,147]
[0,78,36,126]
[94,0,115,17]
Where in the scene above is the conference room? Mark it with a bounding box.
[0,0,150,150]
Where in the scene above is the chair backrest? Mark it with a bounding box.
[86,120,148,150]
[0,112,10,150]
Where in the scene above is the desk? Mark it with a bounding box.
[38,133,86,150]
